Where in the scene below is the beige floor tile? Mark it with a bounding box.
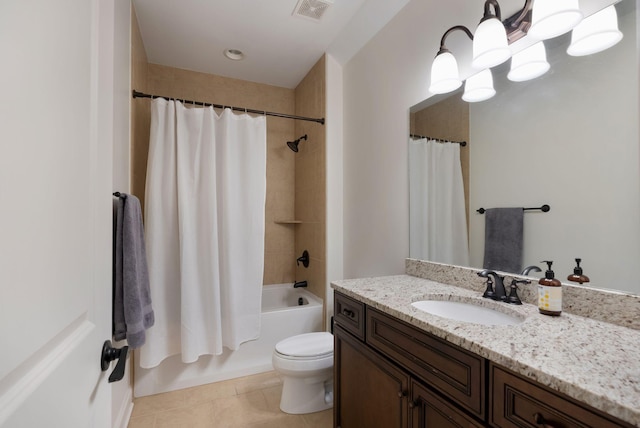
[154,401,215,428]
[243,414,310,428]
[127,414,155,428]
[261,384,284,412]
[183,378,238,406]
[233,371,282,395]
[128,370,328,428]
[302,409,333,427]
[211,389,282,427]
[132,389,186,417]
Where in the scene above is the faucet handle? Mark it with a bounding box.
[482,277,496,299]
[506,279,529,305]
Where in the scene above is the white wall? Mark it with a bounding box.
[342,0,482,278]
[325,54,344,325]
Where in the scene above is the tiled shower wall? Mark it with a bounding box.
[294,57,326,302]
[131,11,325,293]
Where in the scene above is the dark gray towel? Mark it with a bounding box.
[483,207,524,273]
[114,193,154,349]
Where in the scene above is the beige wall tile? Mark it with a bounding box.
[294,56,327,309]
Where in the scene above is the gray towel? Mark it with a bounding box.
[483,207,523,273]
[114,193,154,349]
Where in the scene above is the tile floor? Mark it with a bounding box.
[127,371,333,428]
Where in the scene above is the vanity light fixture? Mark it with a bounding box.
[462,69,496,102]
[472,0,511,70]
[429,1,623,101]
[507,41,550,82]
[429,25,474,94]
[567,5,623,56]
[528,0,583,40]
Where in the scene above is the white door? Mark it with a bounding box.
[0,0,116,426]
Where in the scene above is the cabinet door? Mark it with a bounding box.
[334,324,410,428]
[410,380,486,428]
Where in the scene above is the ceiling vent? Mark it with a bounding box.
[292,0,334,22]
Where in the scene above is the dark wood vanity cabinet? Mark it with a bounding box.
[334,292,485,428]
[490,364,634,428]
[334,324,409,428]
[334,291,634,428]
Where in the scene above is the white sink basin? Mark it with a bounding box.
[411,300,524,326]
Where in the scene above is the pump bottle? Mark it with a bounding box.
[538,260,562,316]
[567,258,590,284]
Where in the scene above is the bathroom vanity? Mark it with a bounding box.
[332,264,640,428]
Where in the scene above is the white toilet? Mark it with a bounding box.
[272,332,334,414]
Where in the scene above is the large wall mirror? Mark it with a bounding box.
[409,0,640,295]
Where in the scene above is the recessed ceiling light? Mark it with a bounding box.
[224,49,245,61]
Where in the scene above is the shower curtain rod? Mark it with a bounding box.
[132,90,325,125]
[410,134,467,146]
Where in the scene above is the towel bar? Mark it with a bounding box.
[476,204,550,214]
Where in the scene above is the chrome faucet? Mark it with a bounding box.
[477,269,507,301]
[521,265,542,276]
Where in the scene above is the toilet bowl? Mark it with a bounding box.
[272,332,334,414]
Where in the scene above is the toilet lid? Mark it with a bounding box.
[275,332,333,358]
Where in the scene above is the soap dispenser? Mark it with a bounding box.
[567,258,590,284]
[538,260,562,316]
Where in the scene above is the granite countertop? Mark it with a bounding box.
[332,274,640,426]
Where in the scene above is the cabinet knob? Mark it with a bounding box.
[408,400,418,409]
[534,413,557,428]
[397,390,407,398]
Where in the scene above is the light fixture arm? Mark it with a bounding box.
[438,25,474,55]
[506,0,533,29]
[481,0,503,22]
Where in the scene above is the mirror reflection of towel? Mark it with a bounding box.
[483,208,523,273]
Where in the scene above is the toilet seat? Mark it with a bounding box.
[275,332,333,360]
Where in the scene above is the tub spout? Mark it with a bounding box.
[293,280,308,288]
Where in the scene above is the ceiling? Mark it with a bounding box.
[132,0,411,89]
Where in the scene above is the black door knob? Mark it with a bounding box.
[100,340,129,383]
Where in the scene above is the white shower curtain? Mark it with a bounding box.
[140,99,266,369]
[409,138,469,266]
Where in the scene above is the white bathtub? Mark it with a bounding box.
[134,283,324,397]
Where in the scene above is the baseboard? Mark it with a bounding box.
[113,386,134,428]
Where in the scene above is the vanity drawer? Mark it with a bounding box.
[366,307,486,419]
[334,292,365,340]
[490,364,633,428]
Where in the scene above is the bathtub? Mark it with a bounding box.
[134,283,324,397]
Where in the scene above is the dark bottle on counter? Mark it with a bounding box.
[538,260,562,316]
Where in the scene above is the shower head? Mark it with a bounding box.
[286,134,307,152]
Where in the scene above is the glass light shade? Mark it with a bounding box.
[507,42,551,82]
[567,5,623,56]
[429,51,462,94]
[462,69,496,102]
[472,17,511,69]
[529,0,583,40]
